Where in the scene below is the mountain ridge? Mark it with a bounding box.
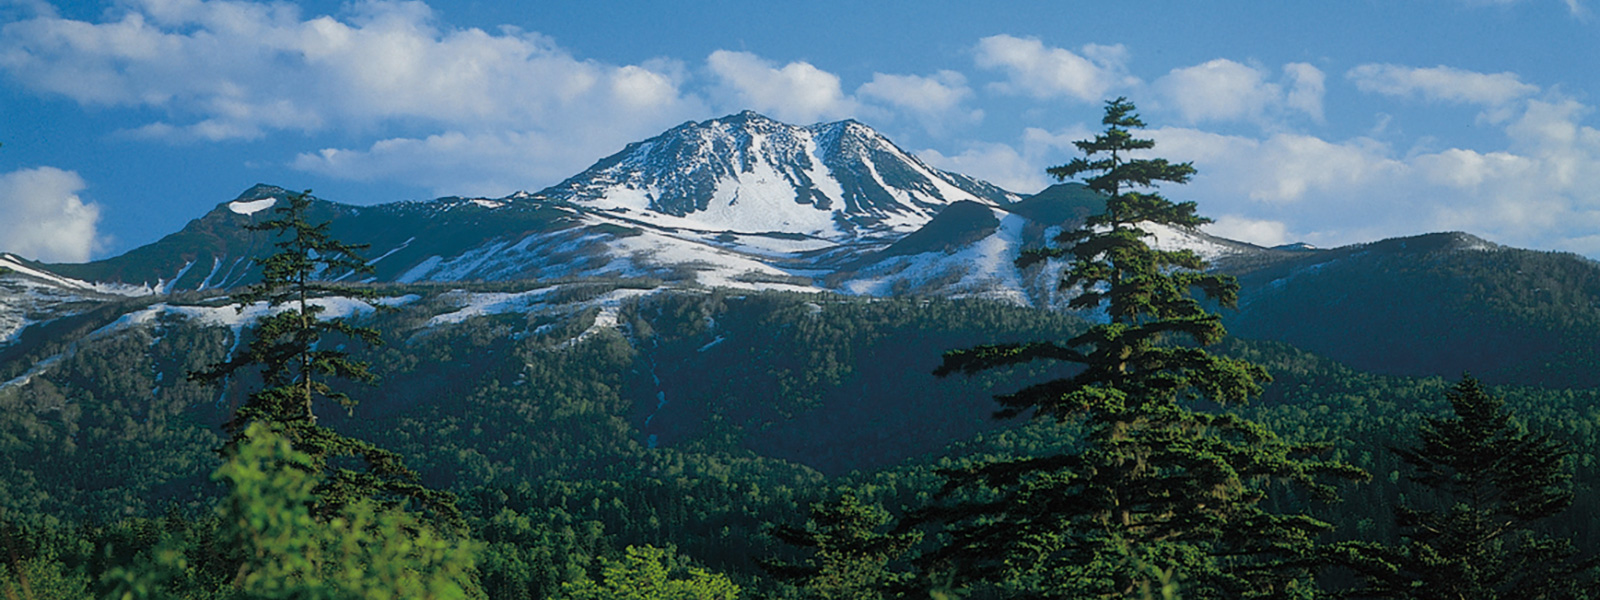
[11,112,1600,388]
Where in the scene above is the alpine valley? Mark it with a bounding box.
[5,112,1600,596]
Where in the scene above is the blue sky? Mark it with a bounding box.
[2,0,1598,263]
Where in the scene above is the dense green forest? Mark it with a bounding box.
[6,101,1600,598]
[10,286,1600,597]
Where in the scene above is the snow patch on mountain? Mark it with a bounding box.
[397,256,445,283]
[0,254,151,296]
[841,208,1030,303]
[539,112,1019,244]
[1143,222,1239,262]
[572,289,651,345]
[92,296,398,339]
[426,288,558,327]
[228,197,277,215]
[0,353,62,392]
[367,237,416,266]
[600,228,822,291]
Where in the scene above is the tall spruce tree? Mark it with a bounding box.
[193,189,459,524]
[763,492,922,600]
[1340,376,1597,599]
[925,98,1364,599]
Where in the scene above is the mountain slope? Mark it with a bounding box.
[537,111,1019,240]
[17,112,1600,389]
[44,113,1031,295]
[1220,232,1600,387]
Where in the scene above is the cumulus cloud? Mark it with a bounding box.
[0,0,700,137]
[856,70,980,133]
[705,50,858,124]
[1149,91,1600,253]
[1151,128,1404,203]
[1283,63,1326,121]
[1204,216,1291,247]
[0,0,704,193]
[918,125,1093,194]
[929,67,1600,255]
[973,35,1135,102]
[1154,59,1326,124]
[1346,64,1538,106]
[0,167,103,262]
[295,130,578,198]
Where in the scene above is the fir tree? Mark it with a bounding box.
[192,189,459,525]
[925,98,1364,599]
[763,492,921,600]
[1341,376,1597,599]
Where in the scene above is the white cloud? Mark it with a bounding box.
[919,143,1042,194]
[0,0,704,189]
[1204,216,1290,247]
[295,130,569,198]
[705,50,858,124]
[1284,62,1326,122]
[1346,64,1538,106]
[973,35,1134,102]
[1455,0,1589,18]
[1154,59,1325,125]
[857,70,980,134]
[1156,129,1404,203]
[0,167,103,262]
[1156,59,1276,123]
[1142,93,1600,253]
[918,125,1093,194]
[936,89,1595,251]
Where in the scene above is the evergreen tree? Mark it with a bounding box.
[763,492,921,600]
[192,189,459,524]
[925,98,1364,598]
[1340,376,1597,599]
[559,545,741,600]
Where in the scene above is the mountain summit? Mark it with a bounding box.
[535,111,1019,240]
[27,112,1246,305]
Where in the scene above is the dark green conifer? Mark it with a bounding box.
[1342,376,1597,599]
[926,98,1364,598]
[763,492,921,600]
[193,189,459,525]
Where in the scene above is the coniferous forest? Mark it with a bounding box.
[5,100,1600,599]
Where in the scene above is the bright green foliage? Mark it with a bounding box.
[763,492,921,600]
[192,190,458,524]
[1340,376,1597,598]
[107,422,480,600]
[560,545,740,600]
[929,98,1364,598]
[0,550,91,600]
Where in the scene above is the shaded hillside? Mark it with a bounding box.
[1222,232,1600,388]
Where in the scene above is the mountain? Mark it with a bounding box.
[12,110,1600,560]
[539,110,1019,240]
[0,253,146,351]
[1220,231,1600,388]
[44,112,1033,299]
[14,111,1600,390]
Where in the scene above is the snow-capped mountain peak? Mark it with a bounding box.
[534,111,1019,240]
